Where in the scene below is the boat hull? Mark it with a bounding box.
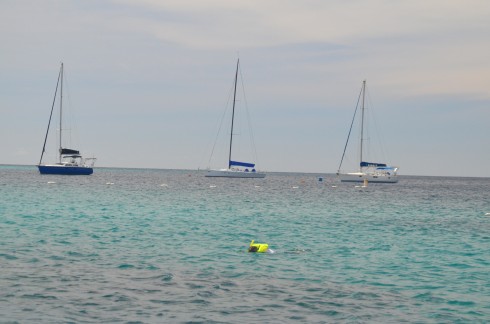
[38,165,93,175]
[205,169,266,178]
[338,173,398,183]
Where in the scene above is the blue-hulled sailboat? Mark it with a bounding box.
[37,63,96,175]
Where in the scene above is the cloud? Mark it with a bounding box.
[87,0,490,100]
[109,0,490,45]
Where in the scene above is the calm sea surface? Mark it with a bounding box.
[1,165,489,323]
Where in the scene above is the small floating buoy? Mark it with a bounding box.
[248,240,269,253]
[318,177,323,182]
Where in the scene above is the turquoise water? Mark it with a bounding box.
[1,165,489,323]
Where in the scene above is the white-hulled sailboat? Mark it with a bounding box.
[337,80,398,183]
[205,59,265,178]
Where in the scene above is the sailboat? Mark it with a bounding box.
[337,80,398,183]
[37,63,96,175]
[205,59,265,178]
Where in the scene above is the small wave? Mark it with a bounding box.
[21,293,58,300]
[0,253,18,260]
[448,263,472,269]
[447,300,476,306]
[284,249,311,254]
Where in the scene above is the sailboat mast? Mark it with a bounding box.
[359,80,366,171]
[59,63,64,163]
[38,65,62,165]
[228,59,239,169]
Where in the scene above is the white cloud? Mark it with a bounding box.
[90,0,490,99]
[109,0,490,45]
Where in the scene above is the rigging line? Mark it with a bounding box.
[363,86,372,161]
[59,63,63,163]
[206,74,235,168]
[62,68,80,152]
[228,59,239,169]
[39,65,62,165]
[366,86,388,163]
[238,61,260,167]
[337,85,363,172]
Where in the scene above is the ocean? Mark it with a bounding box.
[1,165,489,323]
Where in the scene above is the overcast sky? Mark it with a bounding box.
[1,0,489,177]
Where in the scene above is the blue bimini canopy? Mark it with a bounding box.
[230,161,255,168]
[360,161,387,168]
[60,148,80,155]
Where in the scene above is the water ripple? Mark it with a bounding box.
[1,167,489,322]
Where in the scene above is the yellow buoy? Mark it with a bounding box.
[248,240,268,253]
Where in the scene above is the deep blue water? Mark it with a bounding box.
[1,165,489,323]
